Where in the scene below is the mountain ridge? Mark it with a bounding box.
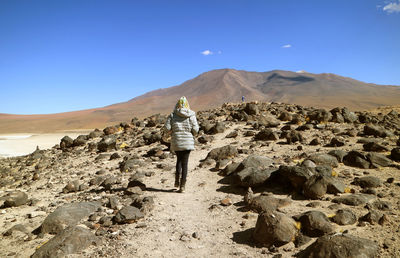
[1,68,399,133]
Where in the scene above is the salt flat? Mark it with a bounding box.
[0,131,90,157]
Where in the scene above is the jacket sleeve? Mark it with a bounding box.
[164,114,172,131]
[190,114,199,134]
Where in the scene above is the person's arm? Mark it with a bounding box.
[164,114,172,131]
[190,114,199,135]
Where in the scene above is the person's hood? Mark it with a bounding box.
[174,108,195,118]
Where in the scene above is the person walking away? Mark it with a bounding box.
[164,96,199,193]
[242,96,245,102]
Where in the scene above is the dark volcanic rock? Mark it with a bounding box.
[39,202,101,234]
[391,147,400,161]
[236,155,274,173]
[246,193,292,213]
[332,194,375,206]
[363,142,389,152]
[331,209,357,225]
[307,109,332,123]
[1,191,28,208]
[328,137,345,147]
[343,151,370,169]
[257,114,281,128]
[360,210,384,225]
[302,175,329,200]
[244,103,259,115]
[353,176,382,188]
[205,145,238,161]
[235,167,276,187]
[327,150,347,163]
[198,135,214,144]
[307,153,339,168]
[119,158,145,172]
[97,135,117,152]
[298,234,379,258]
[114,206,144,224]
[367,152,392,168]
[278,165,315,191]
[32,226,98,258]
[73,135,88,147]
[60,136,74,150]
[254,128,279,141]
[363,124,390,138]
[297,211,334,237]
[285,130,304,144]
[253,210,297,247]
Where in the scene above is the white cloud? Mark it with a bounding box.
[281,44,292,48]
[383,1,400,13]
[217,50,222,54]
[201,50,213,56]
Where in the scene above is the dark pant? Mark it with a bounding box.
[176,150,191,183]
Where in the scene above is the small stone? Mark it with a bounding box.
[220,198,232,206]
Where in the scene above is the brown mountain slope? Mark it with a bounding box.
[0,69,399,133]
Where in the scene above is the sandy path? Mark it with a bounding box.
[115,127,264,258]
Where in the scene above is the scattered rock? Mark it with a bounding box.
[253,210,298,247]
[39,202,101,234]
[296,210,334,237]
[32,226,98,258]
[114,206,144,224]
[298,234,379,258]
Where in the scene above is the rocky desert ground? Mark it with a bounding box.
[1,101,400,258]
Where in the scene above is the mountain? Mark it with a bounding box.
[1,69,399,133]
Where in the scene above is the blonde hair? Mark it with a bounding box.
[175,96,190,109]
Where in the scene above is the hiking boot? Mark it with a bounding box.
[179,180,186,193]
[174,174,180,188]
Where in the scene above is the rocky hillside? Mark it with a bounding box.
[1,69,400,133]
[1,102,400,257]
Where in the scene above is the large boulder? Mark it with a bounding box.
[298,234,379,258]
[32,226,98,258]
[39,202,101,234]
[297,211,334,237]
[253,210,297,247]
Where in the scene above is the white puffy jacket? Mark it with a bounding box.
[164,108,199,152]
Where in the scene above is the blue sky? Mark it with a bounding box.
[1,0,399,114]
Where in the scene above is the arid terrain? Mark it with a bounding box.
[1,101,400,257]
[1,69,400,133]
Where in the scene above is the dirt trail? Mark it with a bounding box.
[110,127,265,258]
